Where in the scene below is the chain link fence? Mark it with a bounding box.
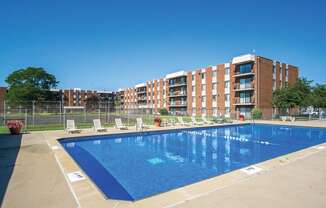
[0,101,325,131]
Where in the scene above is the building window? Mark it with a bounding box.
[213,95,217,102]
[225,67,230,75]
[201,73,205,79]
[202,108,206,114]
[192,86,195,91]
[192,75,195,81]
[212,83,217,89]
[192,96,195,103]
[239,63,252,74]
[273,65,276,74]
[202,84,206,92]
[225,81,230,89]
[273,80,276,90]
[213,107,218,116]
[212,71,217,78]
[225,94,230,102]
[202,96,206,102]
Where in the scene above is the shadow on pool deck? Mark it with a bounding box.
[0,133,22,206]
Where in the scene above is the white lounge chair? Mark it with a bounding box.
[281,116,287,122]
[201,116,214,125]
[93,119,107,132]
[66,120,81,134]
[169,118,176,126]
[191,116,204,125]
[115,118,128,130]
[177,117,191,126]
[136,117,149,131]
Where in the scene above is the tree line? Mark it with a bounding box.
[272,78,326,114]
[3,67,111,110]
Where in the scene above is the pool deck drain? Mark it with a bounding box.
[241,166,263,175]
[67,171,86,183]
[1,120,326,208]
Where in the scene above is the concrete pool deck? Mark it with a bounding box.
[0,120,326,208]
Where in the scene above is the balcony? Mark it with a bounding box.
[169,81,187,88]
[169,101,187,107]
[137,96,147,101]
[233,70,255,77]
[169,91,187,97]
[137,90,146,94]
[234,83,255,91]
[137,104,148,109]
[234,97,255,105]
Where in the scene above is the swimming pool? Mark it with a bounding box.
[59,124,326,201]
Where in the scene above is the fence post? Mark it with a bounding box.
[32,100,35,126]
[59,101,62,123]
[25,109,28,131]
[84,108,86,123]
[98,108,101,120]
[63,109,66,130]
[3,100,6,125]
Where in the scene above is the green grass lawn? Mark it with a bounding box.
[0,115,224,134]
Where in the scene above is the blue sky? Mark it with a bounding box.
[0,0,325,91]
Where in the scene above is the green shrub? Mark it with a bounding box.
[252,108,263,119]
[158,108,169,115]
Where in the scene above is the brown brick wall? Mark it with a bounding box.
[165,80,169,110]
[275,62,281,89]
[154,80,158,112]
[281,63,287,87]
[159,79,164,109]
[288,65,298,85]
[187,72,193,115]
[0,87,7,114]
[205,67,212,116]
[256,57,273,119]
[217,65,225,114]
[195,70,202,115]
[229,64,235,114]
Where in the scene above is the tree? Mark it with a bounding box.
[272,85,301,114]
[293,77,313,107]
[251,108,262,119]
[311,84,326,111]
[158,108,169,115]
[272,77,314,115]
[5,67,59,104]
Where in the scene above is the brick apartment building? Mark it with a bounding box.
[0,87,115,109]
[122,54,299,119]
[52,88,116,110]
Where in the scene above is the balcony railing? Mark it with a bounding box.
[137,90,146,94]
[169,91,187,97]
[234,97,255,105]
[137,96,147,101]
[233,70,255,77]
[234,83,255,91]
[169,101,187,107]
[169,81,187,88]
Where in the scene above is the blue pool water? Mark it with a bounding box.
[59,124,326,201]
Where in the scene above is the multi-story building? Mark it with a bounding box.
[122,54,299,119]
[115,88,125,110]
[52,88,116,110]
